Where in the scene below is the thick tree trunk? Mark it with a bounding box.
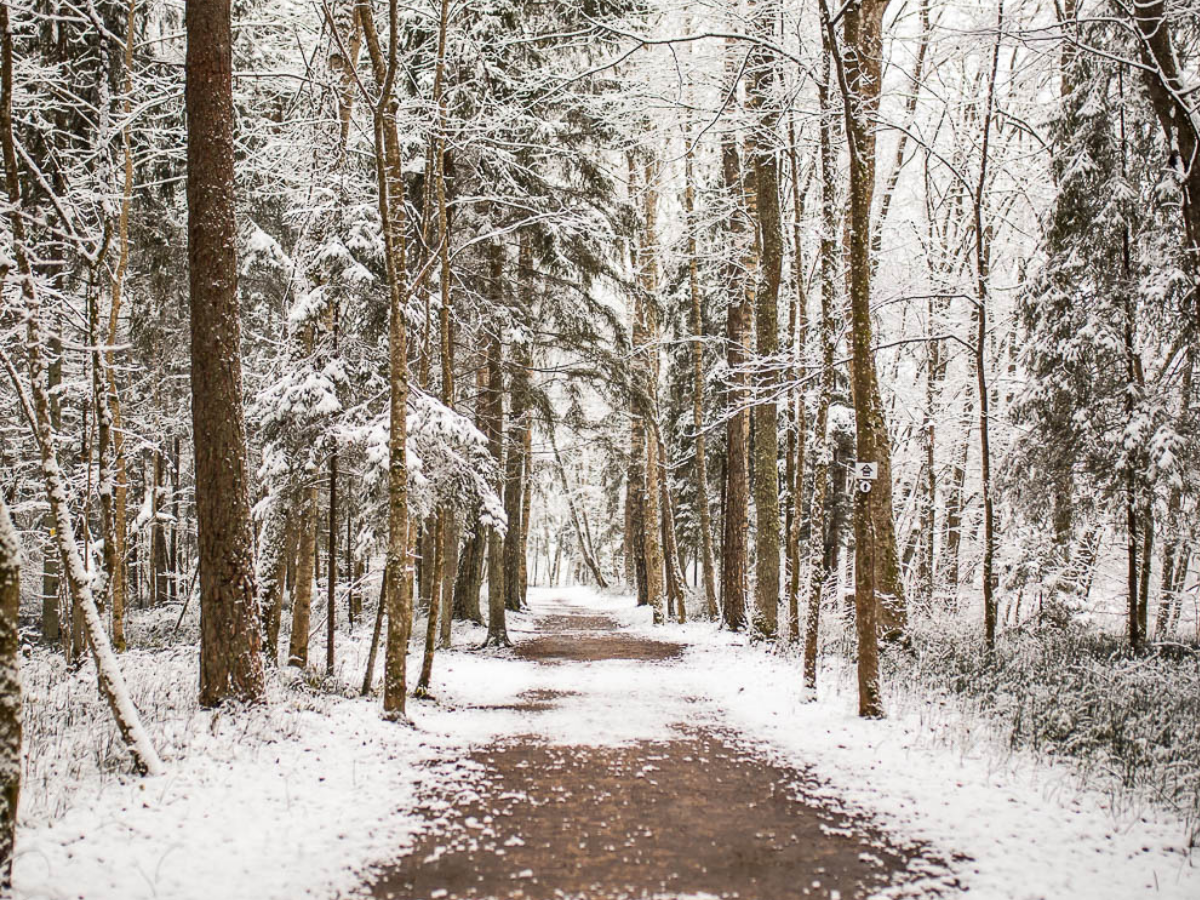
[825,0,895,715]
[186,0,266,706]
[750,0,782,639]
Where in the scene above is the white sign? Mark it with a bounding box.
[858,479,874,494]
[854,462,879,481]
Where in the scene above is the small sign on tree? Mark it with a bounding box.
[854,461,878,481]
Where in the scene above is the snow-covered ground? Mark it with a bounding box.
[13,587,1199,899]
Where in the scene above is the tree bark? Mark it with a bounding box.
[186,0,266,706]
[685,102,719,619]
[803,44,839,693]
[0,495,21,889]
[750,0,782,640]
[360,0,414,718]
[719,40,750,631]
[483,248,511,645]
[288,487,319,668]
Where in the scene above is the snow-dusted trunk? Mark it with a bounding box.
[438,511,459,649]
[0,494,21,889]
[636,159,665,625]
[105,0,138,651]
[1,5,162,774]
[416,511,444,693]
[186,0,266,706]
[503,333,529,612]
[785,119,809,645]
[720,45,750,631]
[803,49,838,693]
[484,317,511,646]
[973,2,1002,650]
[655,423,686,623]
[825,0,895,715]
[288,487,318,668]
[749,0,782,640]
[685,112,718,620]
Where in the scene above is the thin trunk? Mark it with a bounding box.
[685,101,719,620]
[974,1,1002,650]
[361,577,387,696]
[439,511,459,649]
[416,510,444,693]
[941,411,971,598]
[288,487,318,668]
[550,429,608,587]
[0,496,20,888]
[638,159,665,625]
[653,421,687,623]
[720,41,750,631]
[785,118,809,644]
[106,0,138,653]
[483,253,510,646]
[327,451,338,676]
[361,0,414,719]
[804,45,838,693]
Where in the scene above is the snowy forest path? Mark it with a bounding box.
[361,593,932,900]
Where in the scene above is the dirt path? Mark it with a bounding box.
[363,597,937,900]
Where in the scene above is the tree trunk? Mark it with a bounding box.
[750,0,783,639]
[804,44,840,692]
[636,159,666,625]
[685,104,719,620]
[327,451,338,676]
[361,0,414,719]
[452,360,490,623]
[361,577,387,696]
[439,510,459,649]
[185,0,266,706]
[973,2,1002,649]
[825,0,894,715]
[0,495,21,889]
[288,487,318,668]
[484,260,511,645]
[785,118,809,644]
[720,41,750,632]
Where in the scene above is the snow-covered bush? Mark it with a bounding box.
[900,622,1200,841]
